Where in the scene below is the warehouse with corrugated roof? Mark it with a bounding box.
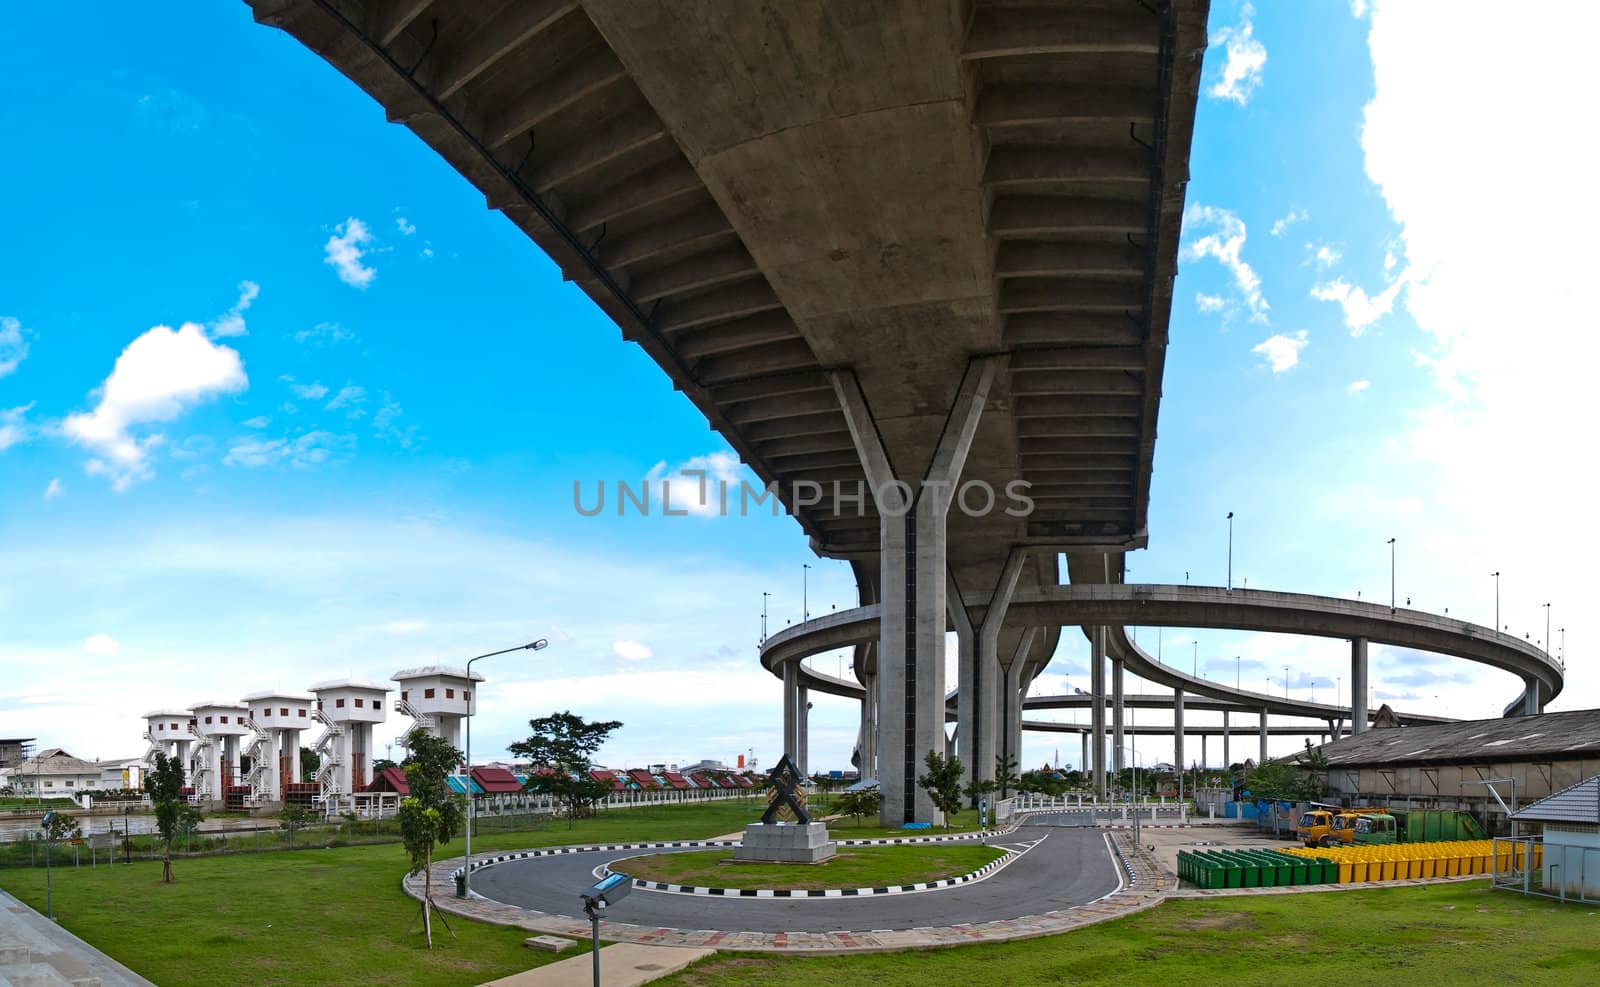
[1314,708,1600,833]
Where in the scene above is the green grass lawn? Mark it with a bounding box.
[614,844,1006,891]
[0,801,765,986]
[662,882,1600,985]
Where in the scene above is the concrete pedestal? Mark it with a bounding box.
[734,822,836,864]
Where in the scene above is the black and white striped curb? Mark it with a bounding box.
[451,840,739,879]
[1107,834,1139,886]
[605,840,1042,898]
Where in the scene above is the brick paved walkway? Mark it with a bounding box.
[408,831,1173,953]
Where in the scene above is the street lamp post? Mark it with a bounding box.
[761,591,770,643]
[461,639,548,898]
[1544,603,1552,656]
[802,564,811,621]
[1235,656,1241,691]
[1387,538,1396,613]
[1491,572,1500,634]
[1283,665,1290,699]
[1226,512,1234,591]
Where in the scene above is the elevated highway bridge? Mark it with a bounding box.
[253,0,1561,823]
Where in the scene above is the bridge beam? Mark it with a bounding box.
[830,358,1002,825]
[1351,637,1369,734]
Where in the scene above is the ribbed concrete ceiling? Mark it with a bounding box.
[250,0,1208,683]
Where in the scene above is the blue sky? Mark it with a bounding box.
[2,2,1590,773]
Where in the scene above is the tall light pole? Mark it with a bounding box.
[462,639,548,898]
[1491,572,1500,633]
[1192,641,1198,677]
[761,591,770,643]
[1283,664,1290,699]
[1235,656,1241,691]
[1226,512,1234,591]
[1544,603,1551,656]
[1559,627,1566,664]
[802,563,811,621]
[1387,538,1396,613]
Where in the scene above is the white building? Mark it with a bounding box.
[142,709,193,777]
[98,757,145,792]
[10,749,102,798]
[1511,775,1600,901]
[392,666,482,751]
[309,678,388,811]
[242,691,315,805]
[188,701,251,805]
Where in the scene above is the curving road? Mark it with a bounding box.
[469,820,1120,934]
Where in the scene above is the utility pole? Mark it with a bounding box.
[1226,512,1234,591]
[1388,538,1396,612]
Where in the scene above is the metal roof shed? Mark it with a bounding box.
[1510,775,1600,901]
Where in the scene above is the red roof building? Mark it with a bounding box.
[662,771,691,790]
[471,766,524,794]
[626,768,659,790]
[590,769,624,791]
[366,766,410,795]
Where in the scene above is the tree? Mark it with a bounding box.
[41,812,81,842]
[371,758,398,773]
[510,711,623,827]
[916,750,965,831]
[993,753,1022,800]
[836,788,880,827]
[397,731,465,948]
[280,803,313,842]
[1243,756,1323,802]
[299,747,319,783]
[144,751,202,883]
[965,776,998,815]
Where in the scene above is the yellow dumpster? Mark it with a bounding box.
[1338,860,1353,883]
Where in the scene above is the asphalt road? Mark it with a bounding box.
[469,819,1121,933]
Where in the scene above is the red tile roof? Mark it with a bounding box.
[590,769,624,791]
[662,771,691,790]
[471,766,523,794]
[367,766,409,794]
[626,768,658,789]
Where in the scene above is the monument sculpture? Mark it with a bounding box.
[734,753,836,864]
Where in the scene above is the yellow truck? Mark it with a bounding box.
[1296,806,1386,847]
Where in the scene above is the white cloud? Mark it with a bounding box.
[644,450,751,518]
[1311,276,1404,336]
[83,633,119,657]
[613,640,653,661]
[1195,293,1226,313]
[1351,0,1369,16]
[372,392,417,447]
[209,280,259,338]
[1347,379,1370,393]
[1,316,29,378]
[290,381,329,401]
[62,323,247,489]
[1,403,32,451]
[1208,5,1267,106]
[324,217,376,289]
[44,477,63,499]
[325,384,366,412]
[1181,204,1269,322]
[1252,330,1308,373]
[292,322,355,346]
[395,216,416,236]
[242,415,271,429]
[1269,208,1307,237]
[1310,243,1343,270]
[223,430,348,470]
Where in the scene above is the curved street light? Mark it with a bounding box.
[462,639,548,897]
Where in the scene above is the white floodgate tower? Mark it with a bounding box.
[188,702,250,805]
[242,691,314,805]
[142,709,192,774]
[309,679,388,811]
[392,666,481,749]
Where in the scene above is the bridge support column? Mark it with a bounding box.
[1173,688,1185,803]
[1201,734,1208,772]
[1351,637,1369,735]
[1522,676,1540,716]
[1259,708,1269,764]
[797,685,809,777]
[1091,625,1107,800]
[830,359,1002,825]
[999,629,1035,799]
[1080,733,1088,773]
[955,549,1027,800]
[1222,711,1230,769]
[857,671,877,780]
[782,661,802,763]
[1112,657,1125,774]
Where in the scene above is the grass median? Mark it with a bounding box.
[614,844,1006,891]
[0,800,764,986]
[662,881,1600,984]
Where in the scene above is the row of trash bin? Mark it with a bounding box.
[1279,839,1526,883]
[1181,840,1531,889]
[1178,848,1338,889]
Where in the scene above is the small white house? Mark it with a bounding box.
[1511,774,1600,901]
[98,757,145,792]
[10,749,103,797]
